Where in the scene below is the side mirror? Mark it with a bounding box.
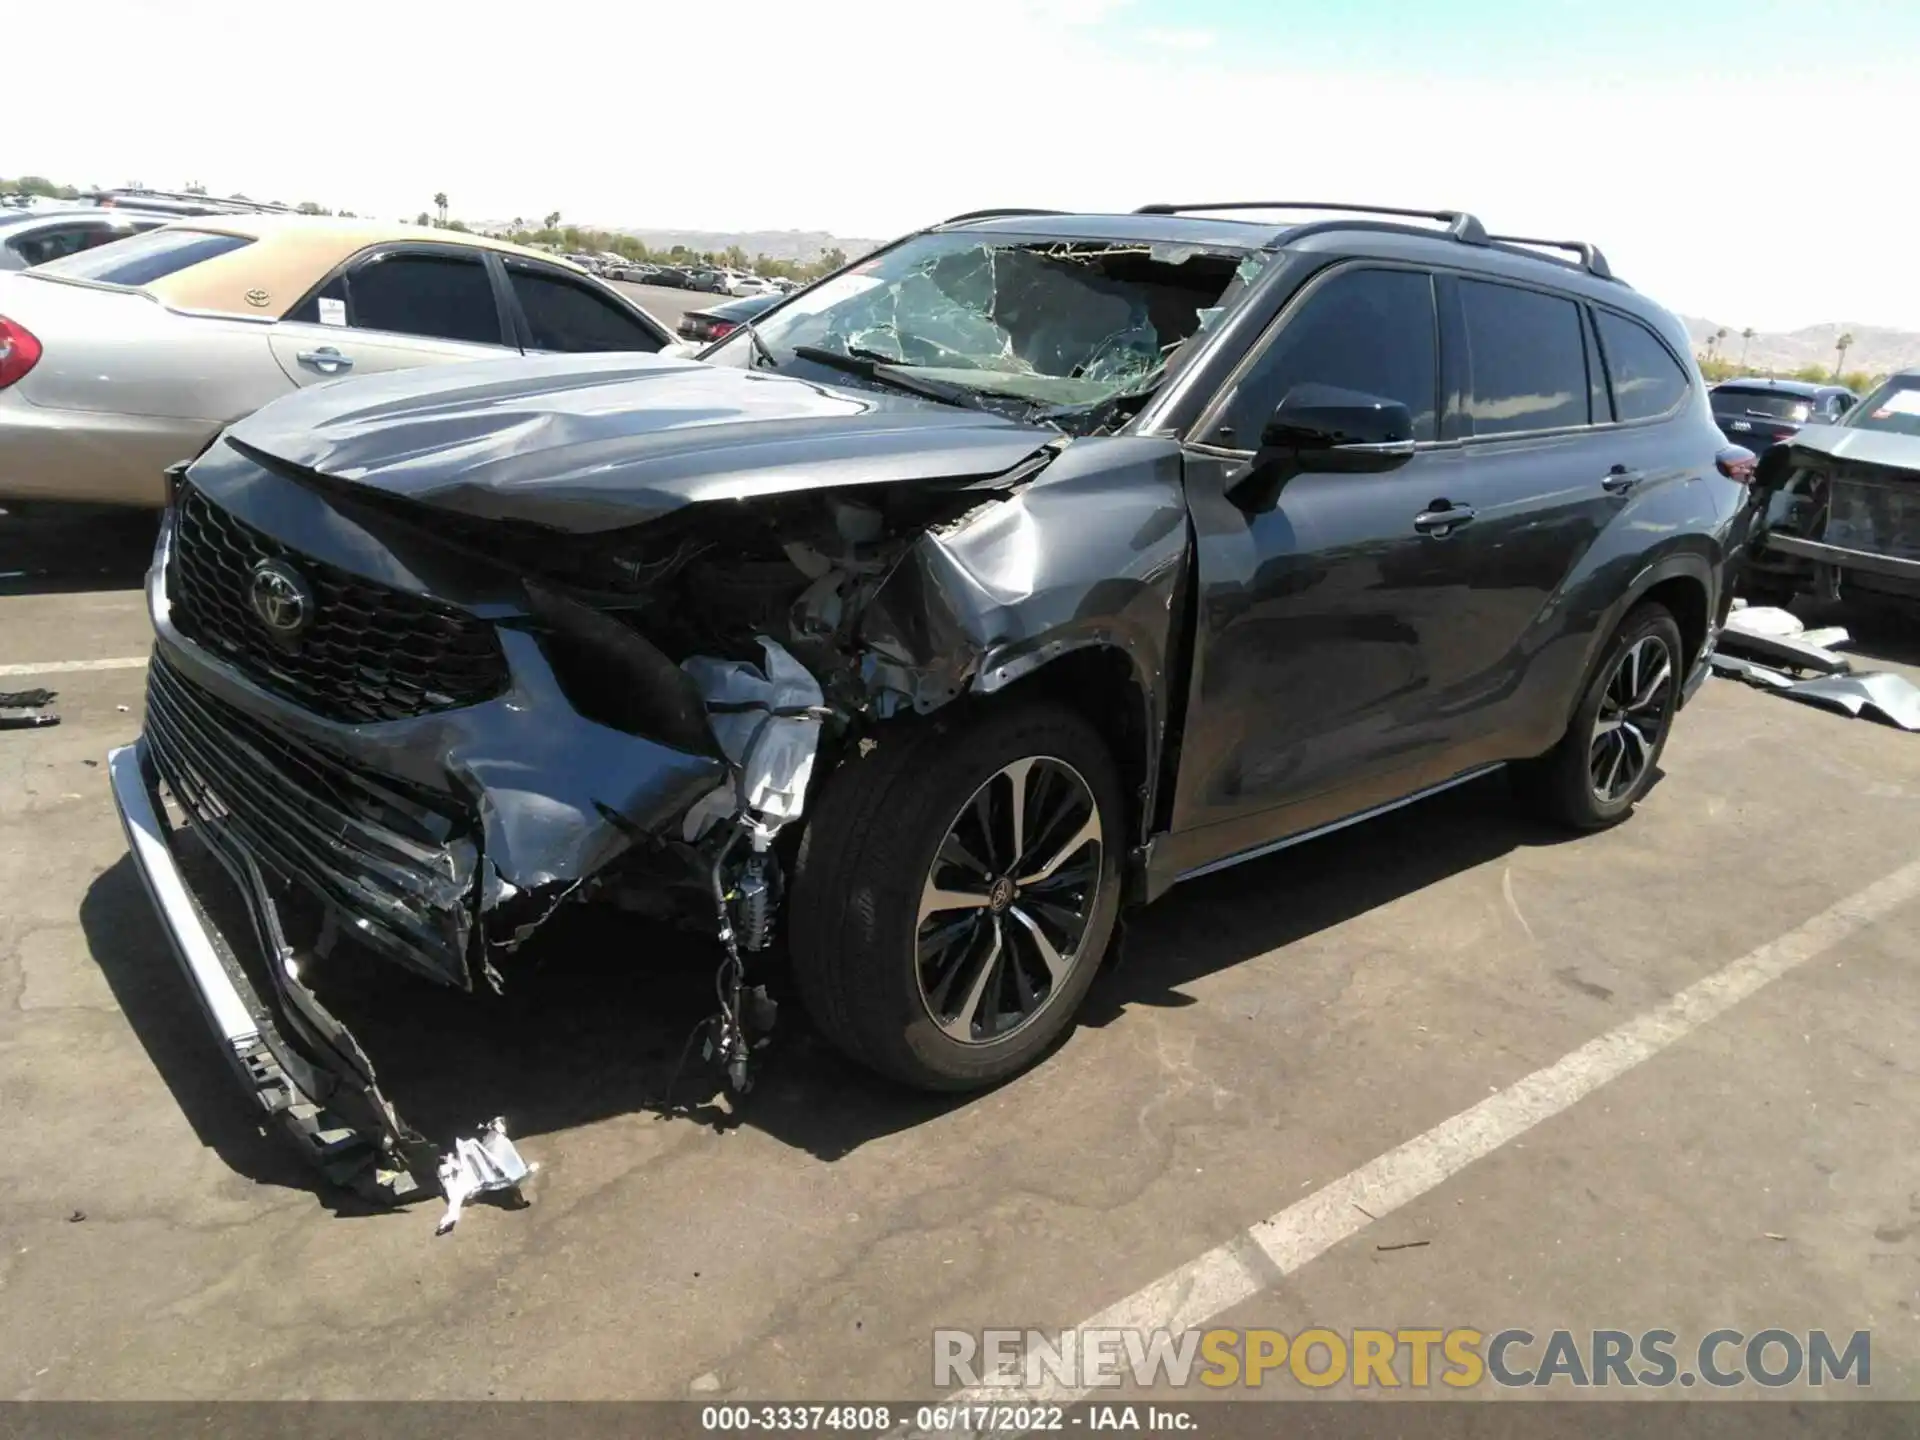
[1226,384,1418,512]
[1263,384,1417,471]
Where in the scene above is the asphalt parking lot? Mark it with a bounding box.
[610,280,726,333]
[3,502,1919,1403]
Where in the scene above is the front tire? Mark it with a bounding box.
[788,700,1124,1090]
[1513,602,1684,831]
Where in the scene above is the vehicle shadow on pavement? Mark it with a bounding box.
[0,503,157,596]
[1077,772,1590,1027]
[78,858,323,1200]
[79,771,1602,1211]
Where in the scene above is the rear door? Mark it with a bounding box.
[1416,275,1624,754]
[267,245,515,386]
[500,257,669,354]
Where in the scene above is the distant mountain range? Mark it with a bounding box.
[1681,317,1920,379]
[604,227,883,264]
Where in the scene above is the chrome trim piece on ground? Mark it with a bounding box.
[1174,762,1507,885]
[108,737,437,1205]
[107,741,259,1047]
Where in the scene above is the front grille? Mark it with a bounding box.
[166,483,509,725]
[143,650,480,985]
[1828,474,1920,564]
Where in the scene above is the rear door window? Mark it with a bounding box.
[338,252,504,345]
[35,228,253,286]
[1456,280,1589,436]
[506,261,663,352]
[1594,310,1691,422]
[1205,266,1440,449]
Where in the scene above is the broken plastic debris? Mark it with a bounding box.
[1709,652,1795,689]
[0,687,59,730]
[1722,605,1804,640]
[434,1117,535,1235]
[681,637,826,843]
[1780,672,1920,731]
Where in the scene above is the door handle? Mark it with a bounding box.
[1601,465,1643,494]
[297,347,353,373]
[1413,502,1475,536]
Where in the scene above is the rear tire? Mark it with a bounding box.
[788,700,1124,1090]
[1513,603,1684,831]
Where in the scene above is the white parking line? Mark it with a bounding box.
[957,855,1920,1404]
[0,656,149,678]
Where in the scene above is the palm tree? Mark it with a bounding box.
[433,192,449,226]
[544,210,561,231]
[1833,331,1854,380]
[1713,327,1729,361]
[511,216,525,235]
[1740,327,1755,367]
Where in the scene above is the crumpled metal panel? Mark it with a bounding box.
[855,435,1191,829]
[1781,672,1920,731]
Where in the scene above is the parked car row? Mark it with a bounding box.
[604,259,798,296]
[0,186,305,272]
[55,198,1755,1204]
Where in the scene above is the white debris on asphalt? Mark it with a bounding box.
[435,1117,536,1236]
[1723,606,1808,640]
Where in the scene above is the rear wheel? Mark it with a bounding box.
[1513,602,1684,831]
[788,700,1123,1090]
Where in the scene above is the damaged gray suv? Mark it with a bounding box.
[109,202,1754,1201]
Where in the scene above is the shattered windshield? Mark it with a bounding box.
[1846,376,1920,438]
[703,232,1260,426]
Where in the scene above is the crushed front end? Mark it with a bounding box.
[111,460,735,1200]
[104,380,1105,1200]
[1748,416,1920,608]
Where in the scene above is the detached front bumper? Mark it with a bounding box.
[108,738,441,1201]
[1762,532,1920,589]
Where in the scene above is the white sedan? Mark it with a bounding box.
[0,215,674,506]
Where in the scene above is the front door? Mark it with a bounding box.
[1163,263,1476,873]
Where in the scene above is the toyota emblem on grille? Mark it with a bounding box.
[248,559,315,643]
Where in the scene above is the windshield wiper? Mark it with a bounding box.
[789,343,993,412]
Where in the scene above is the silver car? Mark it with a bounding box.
[0,207,174,272]
[0,214,675,506]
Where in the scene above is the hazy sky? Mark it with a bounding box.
[15,0,1920,330]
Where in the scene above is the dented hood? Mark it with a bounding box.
[1779,423,1920,474]
[223,350,1058,533]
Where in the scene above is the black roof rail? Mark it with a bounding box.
[1486,233,1614,281]
[1133,201,1490,245]
[941,207,1071,224]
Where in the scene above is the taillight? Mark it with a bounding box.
[709,320,737,339]
[0,315,41,389]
